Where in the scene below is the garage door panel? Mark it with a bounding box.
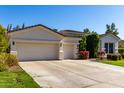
[63,44,74,59]
[16,42,59,61]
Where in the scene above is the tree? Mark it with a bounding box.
[79,28,99,58]
[7,25,10,31]
[86,33,99,58]
[79,34,87,51]
[13,25,20,30]
[9,24,12,31]
[105,23,119,36]
[22,23,25,29]
[7,24,12,31]
[83,28,97,35]
[16,25,20,30]
[0,25,8,52]
[83,28,91,34]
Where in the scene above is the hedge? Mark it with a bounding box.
[107,54,122,61]
[118,48,124,55]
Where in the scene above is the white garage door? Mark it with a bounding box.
[16,42,59,61]
[63,44,74,59]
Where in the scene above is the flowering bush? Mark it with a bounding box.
[79,51,89,59]
[97,50,106,60]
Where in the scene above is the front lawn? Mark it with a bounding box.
[100,59,124,67]
[0,66,40,88]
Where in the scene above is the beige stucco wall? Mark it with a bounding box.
[10,27,62,41]
[63,37,80,44]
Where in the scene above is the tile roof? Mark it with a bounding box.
[8,24,82,38]
[59,30,82,38]
[7,24,121,39]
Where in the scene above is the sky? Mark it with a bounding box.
[0,5,124,39]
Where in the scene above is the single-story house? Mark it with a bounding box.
[8,24,121,61]
[99,33,120,53]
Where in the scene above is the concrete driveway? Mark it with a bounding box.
[19,60,124,88]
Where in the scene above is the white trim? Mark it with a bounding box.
[100,34,120,41]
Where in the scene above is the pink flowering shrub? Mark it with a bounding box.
[79,51,89,59]
[97,50,106,60]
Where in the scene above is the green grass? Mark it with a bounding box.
[100,59,124,67]
[0,67,40,88]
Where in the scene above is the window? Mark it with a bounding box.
[104,43,114,53]
[109,43,114,53]
[105,43,108,53]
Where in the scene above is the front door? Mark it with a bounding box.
[109,43,114,53]
[104,43,114,53]
[105,43,108,53]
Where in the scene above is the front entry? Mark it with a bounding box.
[105,43,114,53]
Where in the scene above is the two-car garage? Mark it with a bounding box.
[16,42,74,61]
[16,42,59,61]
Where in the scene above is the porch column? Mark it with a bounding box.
[59,40,64,60]
[114,42,118,53]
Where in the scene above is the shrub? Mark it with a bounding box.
[111,54,118,60]
[0,53,18,71]
[107,54,112,60]
[119,55,122,60]
[5,54,18,67]
[79,51,89,59]
[0,61,8,71]
[122,54,124,59]
[0,53,8,71]
[97,50,106,60]
[118,48,124,55]
[107,54,122,61]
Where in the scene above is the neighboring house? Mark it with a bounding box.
[8,24,121,61]
[119,40,124,48]
[99,33,120,53]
